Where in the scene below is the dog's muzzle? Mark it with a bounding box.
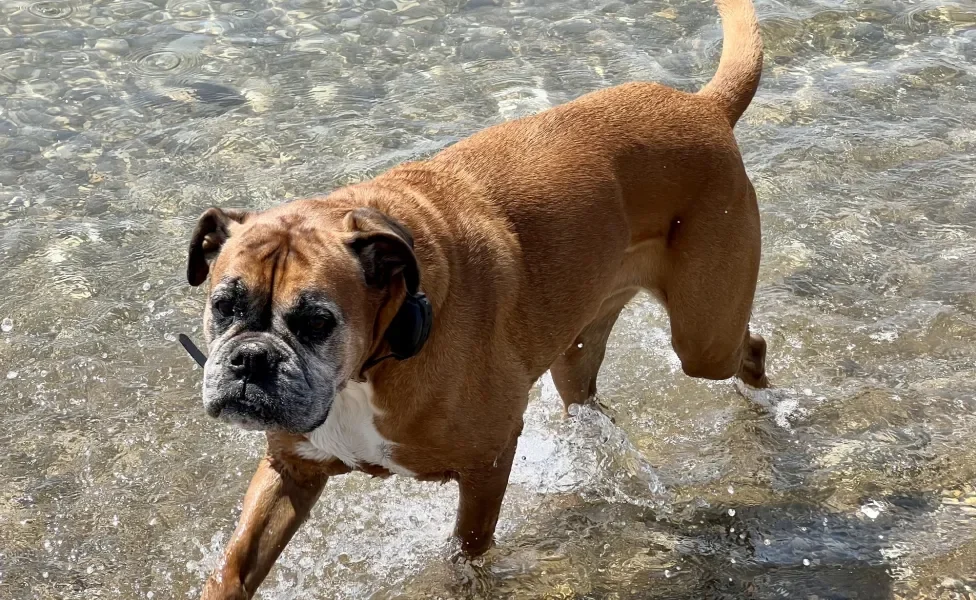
[201,333,332,433]
[204,338,281,417]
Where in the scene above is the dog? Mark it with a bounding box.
[186,0,767,596]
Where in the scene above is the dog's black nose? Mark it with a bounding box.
[228,343,277,378]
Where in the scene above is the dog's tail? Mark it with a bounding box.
[697,0,763,126]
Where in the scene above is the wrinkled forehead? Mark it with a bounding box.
[208,215,363,309]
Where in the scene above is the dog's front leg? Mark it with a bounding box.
[201,448,330,600]
[454,426,521,557]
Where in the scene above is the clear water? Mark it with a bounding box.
[2,0,975,598]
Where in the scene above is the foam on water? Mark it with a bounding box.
[512,374,668,507]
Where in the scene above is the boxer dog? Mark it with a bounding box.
[187,0,767,596]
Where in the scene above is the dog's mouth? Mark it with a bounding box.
[207,379,272,422]
[216,403,270,431]
[204,374,334,434]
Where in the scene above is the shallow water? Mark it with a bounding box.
[2,0,976,598]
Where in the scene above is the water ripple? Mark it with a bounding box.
[27,0,73,19]
[127,47,201,77]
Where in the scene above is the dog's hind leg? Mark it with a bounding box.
[550,288,638,414]
[661,182,769,388]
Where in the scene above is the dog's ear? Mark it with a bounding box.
[186,207,250,286]
[344,208,419,294]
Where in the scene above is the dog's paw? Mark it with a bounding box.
[735,380,822,430]
[200,575,248,600]
[564,395,616,424]
[589,394,615,420]
[448,541,496,595]
[734,377,780,408]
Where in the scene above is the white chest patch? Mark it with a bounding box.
[296,380,414,477]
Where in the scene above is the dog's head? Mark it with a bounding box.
[185,199,418,433]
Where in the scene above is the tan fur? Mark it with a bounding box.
[700,0,764,125]
[196,0,767,597]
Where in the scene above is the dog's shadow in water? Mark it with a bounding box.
[438,497,898,600]
[389,391,917,600]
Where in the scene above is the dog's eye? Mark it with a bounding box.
[214,299,235,318]
[297,312,336,340]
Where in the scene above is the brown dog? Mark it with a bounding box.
[187,0,767,596]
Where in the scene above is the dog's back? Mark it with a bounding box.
[385,0,767,380]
